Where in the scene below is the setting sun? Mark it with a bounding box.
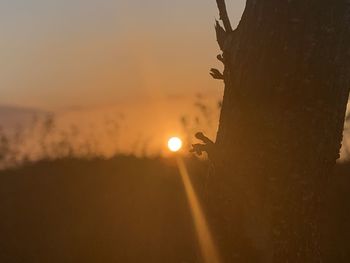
[168,137,183,152]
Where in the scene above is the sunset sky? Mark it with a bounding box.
[1,0,350,161]
[0,1,248,158]
[1,0,245,109]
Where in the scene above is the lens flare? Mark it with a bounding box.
[168,137,182,152]
[176,157,221,263]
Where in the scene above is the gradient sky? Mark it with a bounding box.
[0,0,246,110]
[1,1,349,161]
[0,0,248,159]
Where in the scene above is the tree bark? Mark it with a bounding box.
[207,1,350,262]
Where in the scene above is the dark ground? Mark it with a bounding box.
[0,156,349,262]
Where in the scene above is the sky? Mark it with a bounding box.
[0,0,247,159]
[0,0,246,110]
[0,0,349,162]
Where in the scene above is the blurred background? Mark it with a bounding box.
[1,0,349,166]
[0,0,247,166]
[1,1,350,262]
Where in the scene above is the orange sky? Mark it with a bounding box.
[0,1,247,157]
[0,1,349,161]
[1,0,245,109]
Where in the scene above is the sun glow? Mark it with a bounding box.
[167,137,183,152]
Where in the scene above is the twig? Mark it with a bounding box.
[216,0,233,33]
[190,132,215,157]
[210,68,224,80]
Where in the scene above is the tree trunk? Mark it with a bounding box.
[207,1,350,262]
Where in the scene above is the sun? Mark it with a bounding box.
[168,137,183,152]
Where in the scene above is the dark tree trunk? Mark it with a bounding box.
[207,1,350,262]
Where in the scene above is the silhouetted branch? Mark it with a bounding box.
[210,68,224,80]
[190,132,215,157]
[216,0,233,33]
[217,54,224,63]
[215,20,226,51]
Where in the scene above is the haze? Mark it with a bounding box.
[1,0,245,109]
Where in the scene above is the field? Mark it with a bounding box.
[0,156,349,262]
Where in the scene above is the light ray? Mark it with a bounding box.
[176,156,221,263]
